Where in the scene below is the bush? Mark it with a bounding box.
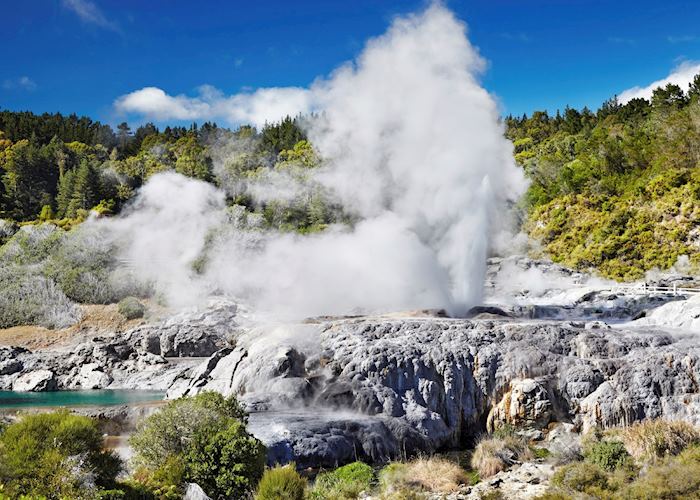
[0,224,63,266]
[550,462,609,493]
[470,435,533,478]
[583,440,630,471]
[617,451,700,499]
[620,419,700,463]
[130,392,247,468]
[0,265,82,329]
[183,419,266,499]
[256,464,306,500]
[311,462,374,499]
[129,392,262,499]
[118,297,146,320]
[0,411,122,498]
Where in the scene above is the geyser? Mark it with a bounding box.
[100,3,527,317]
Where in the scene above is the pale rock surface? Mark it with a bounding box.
[13,369,57,392]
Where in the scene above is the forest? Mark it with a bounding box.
[508,74,700,279]
[2,72,700,283]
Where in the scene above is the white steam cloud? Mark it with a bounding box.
[618,60,700,104]
[101,4,527,318]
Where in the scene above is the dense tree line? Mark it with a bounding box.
[0,110,310,224]
[508,73,700,278]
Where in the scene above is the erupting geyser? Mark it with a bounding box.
[101,3,527,317]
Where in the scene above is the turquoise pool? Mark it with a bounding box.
[0,390,165,409]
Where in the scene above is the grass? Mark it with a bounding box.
[619,419,700,463]
[470,435,533,478]
[378,457,470,497]
[255,464,306,500]
[310,462,374,500]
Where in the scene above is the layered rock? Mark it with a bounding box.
[0,299,239,391]
[161,312,700,466]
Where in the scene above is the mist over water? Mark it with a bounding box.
[97,4,527,318]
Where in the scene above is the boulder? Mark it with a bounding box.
[487,378,552,432]
[13,370,57,392]
[76,363,113,389]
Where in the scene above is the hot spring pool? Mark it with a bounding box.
[0,390,165,409]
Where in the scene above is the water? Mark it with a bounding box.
[0,390,165,409]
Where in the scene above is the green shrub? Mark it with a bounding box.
[255,464,306,500]
[129,392,262,499]
[550,462,608,493]
[184,419,266,499]
[118,296,146,320]
[583,440,630,471]
[618,456,700,499]
[0,224,63,266]
[0,411,122,498]
[130,392,247,468]
[311,462,374,499]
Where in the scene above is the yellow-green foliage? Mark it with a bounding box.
[0,411,122,499]
[550,462,610,495]
[618,419,700,463]
[539,422,700,499]
[310,462,374,500]
[583,440,631,472]
[255,464,306,500]
[512,94,700,279]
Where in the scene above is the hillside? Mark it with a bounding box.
[2,73,700,299]
[507,76,700,279]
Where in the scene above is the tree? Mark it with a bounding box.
[0,411,121,498]
[651,83,687,109]
[64,159,102,217]
[259,116,307,156]
[184,420,266,499]
[117,121,132,154]
[173,135,212,180]
[689,73,700,101]
[0,138,58,220]
[56,168,76,218]
[130,392,263,499]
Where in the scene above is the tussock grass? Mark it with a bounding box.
[619,419,700,463]
[470,435,533,478]
[255,463,306,500]
[379,457,469,497]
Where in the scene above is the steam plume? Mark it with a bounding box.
[99,3,527,317]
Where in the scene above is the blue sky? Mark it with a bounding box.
[2,0,700,127]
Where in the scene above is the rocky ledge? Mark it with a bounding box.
[164,310,700,467]
[3,292,700,469]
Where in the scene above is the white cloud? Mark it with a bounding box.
[668,35,697,44]
[62,0,119,31]
[618,61,700,103]
[2,76,37,91]
[114,85,313,128]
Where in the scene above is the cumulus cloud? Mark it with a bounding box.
[114,85,312,128]
[2,76,36,91]
[618,61,700,103]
